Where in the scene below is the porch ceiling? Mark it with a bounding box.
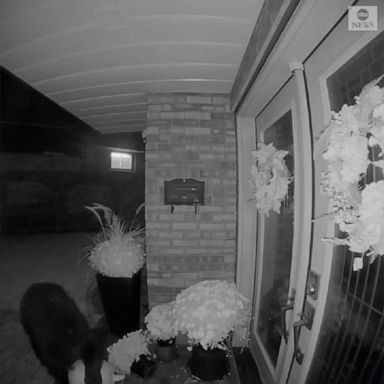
[0,0,263,133]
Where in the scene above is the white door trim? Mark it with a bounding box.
[236,116,257,303]
[237,0,354,119]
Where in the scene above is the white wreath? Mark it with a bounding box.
[321,76,384,270]
[249,142,292,216]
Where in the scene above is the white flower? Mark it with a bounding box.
[108,331,150,375]
[249,142,292,215]
[369,117,384,154]
[373,104,384,120]
[144,302,178,341]
[321,76,384,269]
[352,181,384,255]
[323,120,369,184]
[173,280,250,350]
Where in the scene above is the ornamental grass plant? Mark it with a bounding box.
[85,203,145,278]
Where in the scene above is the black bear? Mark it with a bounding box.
[20,282,107,384]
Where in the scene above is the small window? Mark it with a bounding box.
[110,151,133,171]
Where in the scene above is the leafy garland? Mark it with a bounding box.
[321,76,384,270]
[249,142,292,215]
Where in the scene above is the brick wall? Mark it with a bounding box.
[145,93,237,307]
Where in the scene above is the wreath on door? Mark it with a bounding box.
[249,142,292,216]
[320,76,384,270]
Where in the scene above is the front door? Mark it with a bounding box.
[298,1,384,383]
[249,75,312,384]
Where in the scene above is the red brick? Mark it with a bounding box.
[172,222,197,230]
[185,111,211,120]
[148,104,173,112]
[186,95,212,104]
[185,127,211,135]
[212,96,230,105]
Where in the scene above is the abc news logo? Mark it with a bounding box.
[348,6,378,31]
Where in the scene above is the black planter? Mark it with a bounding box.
[131,355,157,379]
[96,271,141,337]
[156,337,179,362]
[188,344,230,381]
[157,337,176,347]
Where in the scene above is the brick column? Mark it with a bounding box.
[145,93,237,307]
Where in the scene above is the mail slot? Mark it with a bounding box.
[164,178,205,206]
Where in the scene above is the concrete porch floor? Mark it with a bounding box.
[0,233,251,384]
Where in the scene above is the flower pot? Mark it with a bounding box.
[96,271,141,337]
[130,355,157,379]
[188,344,230,381]
[156,337,179,362]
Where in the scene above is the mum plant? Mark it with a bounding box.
[108,330,150,375]
[320,76,384,270]
[86,203,145,278]
[173,280,250,350]
[144,302,178,341]
[249,142,292,215]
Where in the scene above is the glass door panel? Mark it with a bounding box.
[257,111,295,367]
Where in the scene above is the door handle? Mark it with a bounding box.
[293,318,307,364]
[281,301,294,344]
[293,302,315,365]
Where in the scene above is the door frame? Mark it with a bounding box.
[236,1,383,383]
[236,0,355,299]
[235,0,355,382]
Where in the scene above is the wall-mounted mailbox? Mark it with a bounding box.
[164,178,205,213]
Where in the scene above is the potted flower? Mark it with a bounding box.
[86,203,145,337]
[107,330,154,379]
[145,302,179,362]
[173,280,250,381]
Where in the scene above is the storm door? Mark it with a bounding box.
[249,74,312,384]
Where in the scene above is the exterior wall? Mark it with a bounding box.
[0,136,145,233]
[145,93,237,307]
